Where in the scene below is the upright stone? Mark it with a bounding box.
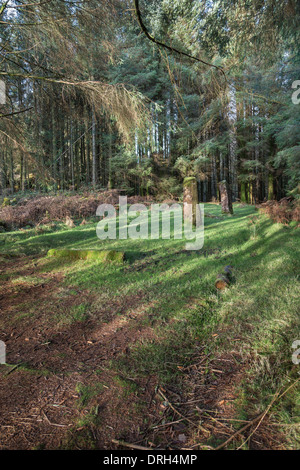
[219,180,233,214]
[183,177,201,226]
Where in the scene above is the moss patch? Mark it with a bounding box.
[183,176,197,188]
[47,249,125,263]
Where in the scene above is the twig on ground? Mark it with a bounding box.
[111,439,152,450]
[158,388,209,435]
[213,412,265,450]
[236,378,300,450]
[42,410,69,428]
[213,377,300,450]
[152,418,187,429]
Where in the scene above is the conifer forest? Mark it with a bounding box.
[0,0,299,453]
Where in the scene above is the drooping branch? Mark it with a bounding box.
[0,107,33,118]
[134,0,226,80]
[0,71,150,140]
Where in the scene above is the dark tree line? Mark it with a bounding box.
[0,0,299,201]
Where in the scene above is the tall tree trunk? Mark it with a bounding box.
[70,117,75,189]
[92,108,97,188]
[219,181,233,214]
[10,151,14,194]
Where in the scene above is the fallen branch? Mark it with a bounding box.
[215,266,233,290]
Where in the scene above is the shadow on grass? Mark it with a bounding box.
[4,206,300,390]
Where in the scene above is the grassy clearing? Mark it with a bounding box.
[1,203,299,449]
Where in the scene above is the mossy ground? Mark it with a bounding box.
[0,203,299,449]
[47,248,124,263]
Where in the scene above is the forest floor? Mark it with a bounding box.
[0,203,299,450]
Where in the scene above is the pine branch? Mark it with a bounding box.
[133,0,227,81]
[0,107,33,118]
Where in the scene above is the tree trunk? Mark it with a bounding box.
[183,177,201,226]
[70,117,75,189]
[92,108,97,188]
[10,151,14,194]
[219,180,233,214]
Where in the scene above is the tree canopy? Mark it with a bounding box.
[0,0,299,200]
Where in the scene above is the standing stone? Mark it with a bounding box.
[219,180,233,214]
[183,177,201,227]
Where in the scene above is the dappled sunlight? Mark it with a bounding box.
[1,203,299,450]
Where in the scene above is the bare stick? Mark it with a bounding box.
[214,412,265,450]
[111,439,151,451]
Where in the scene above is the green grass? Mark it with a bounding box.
[76,382,104,408]
[47,248,125,263]
[55,303,90,325]
[1,203,300,448]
